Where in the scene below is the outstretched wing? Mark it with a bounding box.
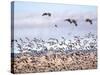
[42,13,51,17]
[86,19,92,24]
[64,19,72,24]
[42,13,48,16]
[72,19,77,26]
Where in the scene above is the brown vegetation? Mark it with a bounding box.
[11,50,97,74]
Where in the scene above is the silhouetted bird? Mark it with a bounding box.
[64,19,72,24]
[85,18,92,24]
[72,19,77,26]
[25,37,30,41]
[42,13,51,17]
[17,43,21,49]
[54,24,58,27]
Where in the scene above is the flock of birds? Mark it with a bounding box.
[42,12,93,27]
[11,12,97,53]
[11,32,97,53]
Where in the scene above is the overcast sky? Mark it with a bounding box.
[13,1,97,40]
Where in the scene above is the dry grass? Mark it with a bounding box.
[11,50,97,74]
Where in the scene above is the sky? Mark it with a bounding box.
[14,1,97,28]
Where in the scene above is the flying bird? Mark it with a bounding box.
[54,24,58,27]
[42,13,51,17]
[72,19,77,26]
[85,18,92,24]
[64,19,72,24]
[25,37,30,41]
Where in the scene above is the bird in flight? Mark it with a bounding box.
[54,24,58,28]
[64,18,72,24]
[85,18,92,24]
[42,13,51,17]
[72,19,77,27]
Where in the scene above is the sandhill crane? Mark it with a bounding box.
[25,37,30,41]
[64,18,72,24]
[85,18,92,24]
[72,19,77,27]
[42,13,51,17]
[54,24,58,27]
[48,38,58,43]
